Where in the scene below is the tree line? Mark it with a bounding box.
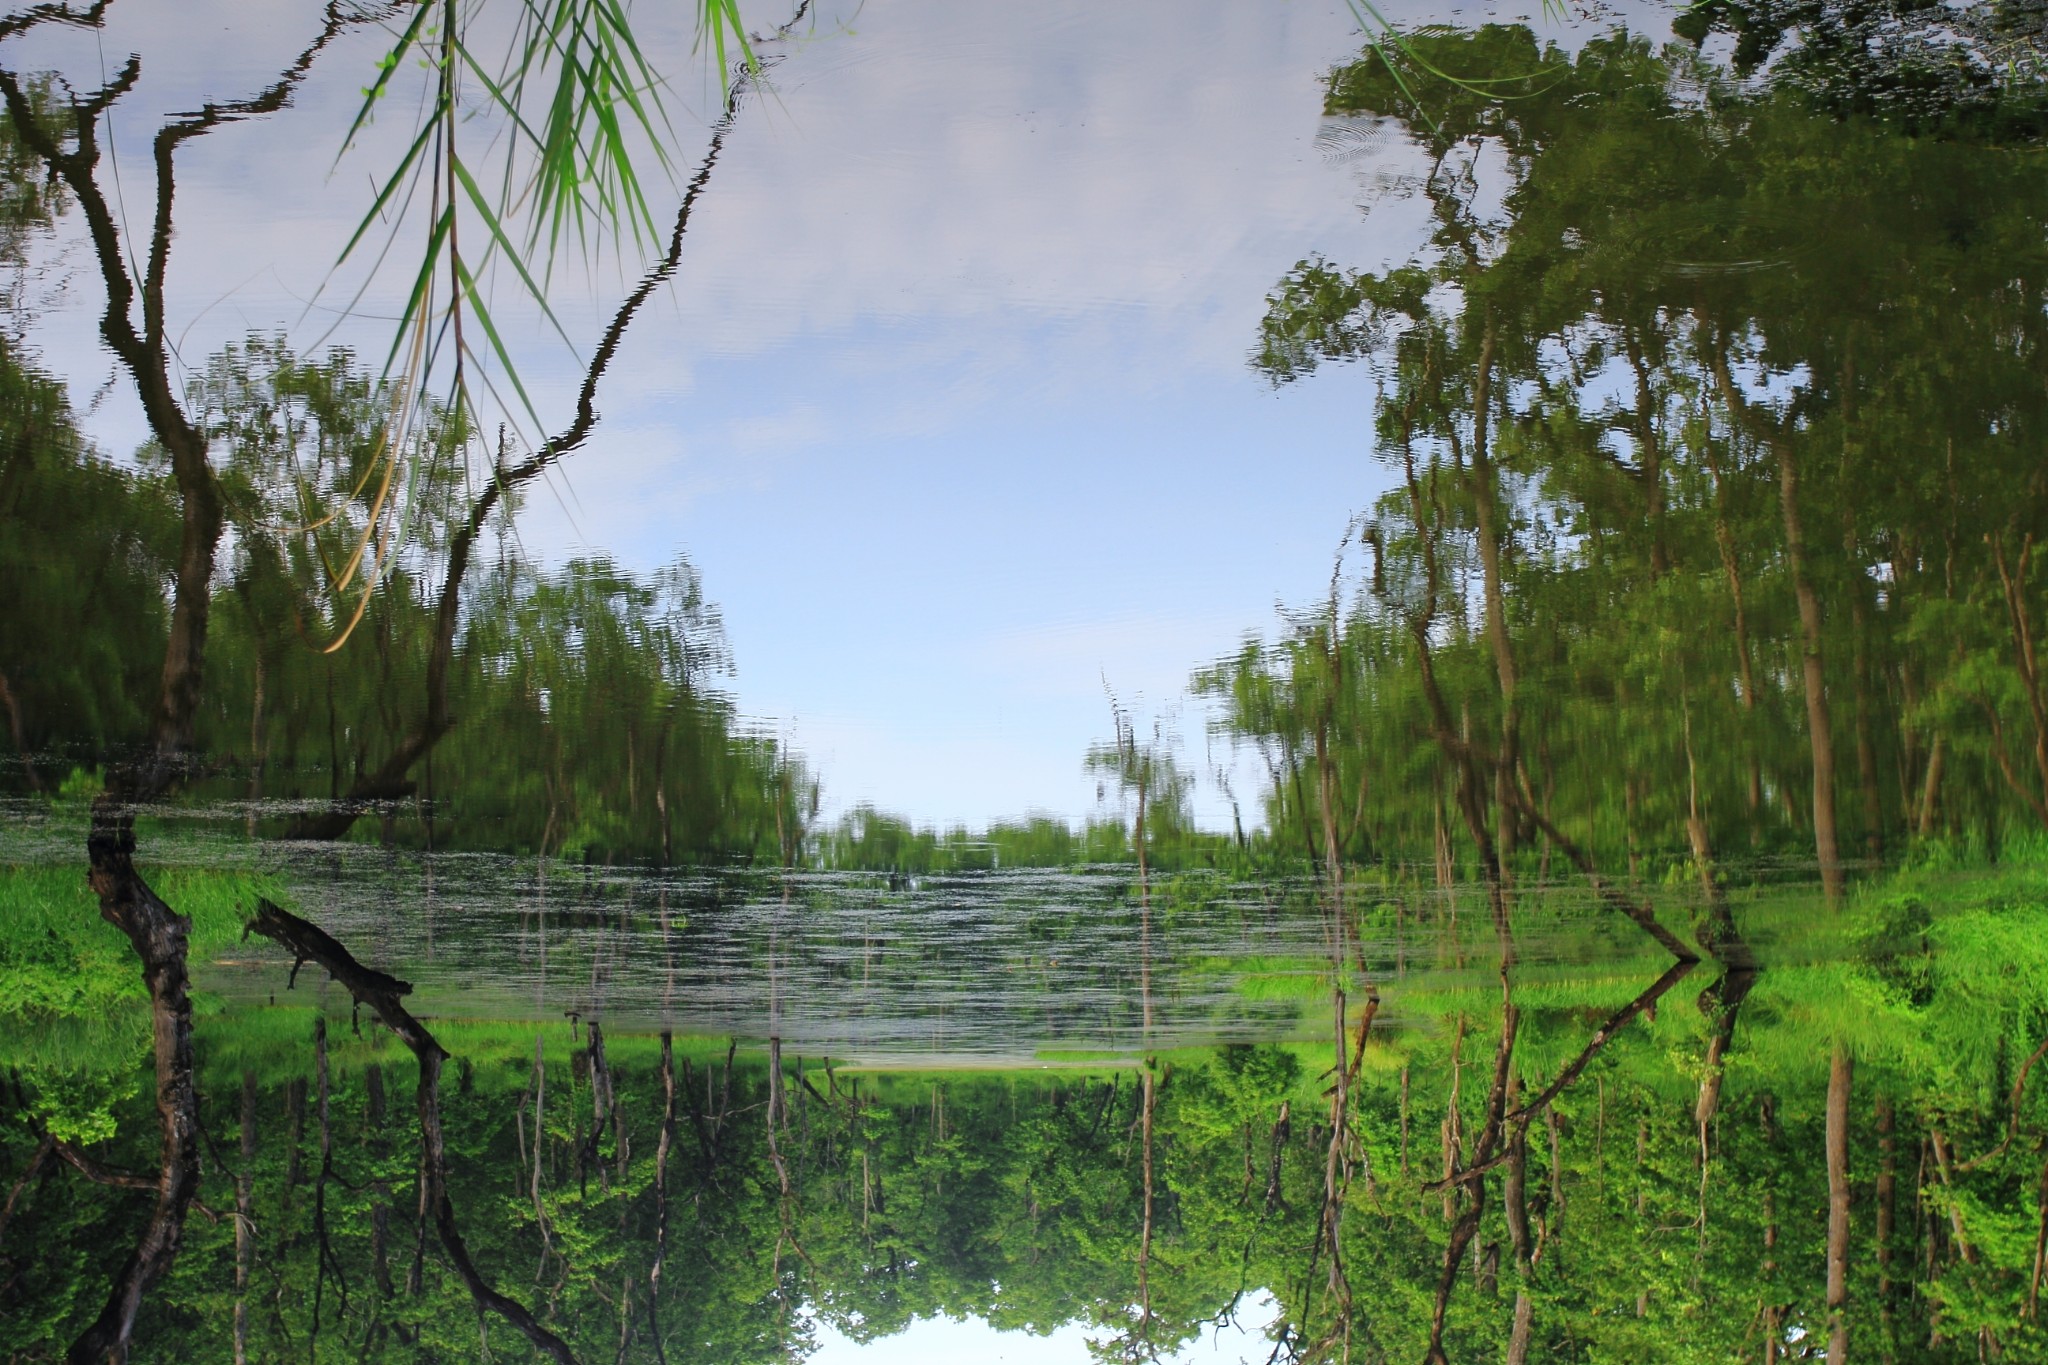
[1200,21,2048,905]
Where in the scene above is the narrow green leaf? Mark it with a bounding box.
[450,155,577,354]
[453,252,544,435]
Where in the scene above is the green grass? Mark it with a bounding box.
[0,863,285,1021]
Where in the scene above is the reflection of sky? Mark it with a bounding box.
[807,1292,1282,1364]
[6,0,1671,829]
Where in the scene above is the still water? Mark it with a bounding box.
[4,0,2048,1360]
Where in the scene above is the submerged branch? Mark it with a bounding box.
[244,898,582,1365]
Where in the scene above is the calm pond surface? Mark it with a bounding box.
[4,0,2048,1360]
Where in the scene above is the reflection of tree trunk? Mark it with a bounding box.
[1503,1077,1535,1365]
[1425,992,1519,1365]
[2029,1155,2048,1322]
[647,1032,675,1365]
[1876,1095,1896,1348]
[1695,961,1756,1168]
[585,1021,614,1195]
[283,63,769,842]
[233,1071,254,1365]
[1703,441,1764,837]
[530,1034,552,1275]
[1827,1046,1852,1365]
[1988,534,2048,829]
[1850,589,1884,860]
[1930,1128,1974,1265]
[66,802,203,1365]
[0,669,40,791]
[311,1015,340,1348]
[1138,1065,1158,1346]
[1917,736,1946,838]
[1711,347,1841,899]
[1783,442,1844,903]
[247,900,584,1365]
[1695,956,1756,1287]
[1441,1016,1467,1223]
[1763,1096,1781,1364]
[1464,326,1522,864]
[1263,1099,1291,1214]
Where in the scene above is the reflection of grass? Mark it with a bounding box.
[0,863,284,1023]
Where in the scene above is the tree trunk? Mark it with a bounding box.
[647,1033,675,1365]
[1827,1045,1852,1365]
[1464,326,1520,863]
[67,802,204,1365]
[246,900,583,1365]
[1918,735,1946,839]
[1779,441,1845,904]
[1703,443,1765,838]
[1850,589,1884,860]
[1876,1095,1896,1354]
[1763,1093,1782,1365]
[233,1071,254,1365]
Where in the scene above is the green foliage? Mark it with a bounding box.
[0,864,277,1026]
[1220,23,2048,897]
[4,861,2047,1359]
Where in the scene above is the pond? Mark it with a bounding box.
[2,0,2047,1361]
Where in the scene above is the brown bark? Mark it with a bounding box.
[2030,1153,2048,1321]
[1506,1289,1534,1365]
[1138,1066,1158,1346]
[1850,588,1884,860]
[1694,962,1757,1162]
[1503,1078,1535,1365]
[1424,990,1520,1365]
[585,1020,615,1194]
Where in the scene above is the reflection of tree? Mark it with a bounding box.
[0,9,398,1353]
[9,905,2047,1361]
[0,7,811,1346]
[1230,24,2048,911]
[247,899,581,1362]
